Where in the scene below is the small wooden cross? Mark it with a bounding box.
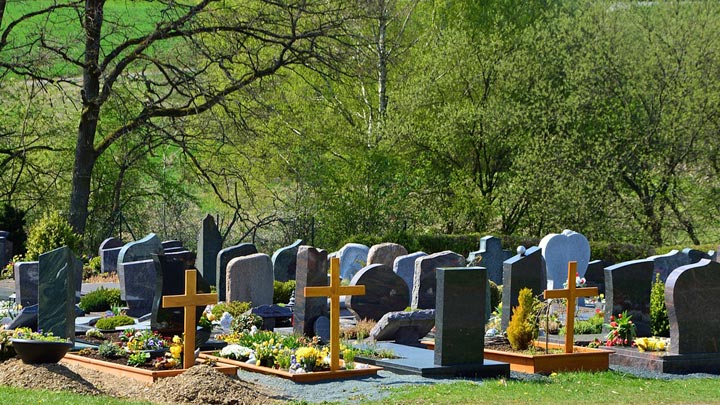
[162,269,218,368]
[304,257,365,371]
[543,261,598,353]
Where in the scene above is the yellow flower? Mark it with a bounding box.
[172,335,182,344]
[207,313,216,321]
[170,345,182,359]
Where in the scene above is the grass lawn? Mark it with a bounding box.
[0,385,150,405]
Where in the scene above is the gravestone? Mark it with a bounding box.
[314,315,331,343]
[162,247,186,254]
[585,260,608,296]
[117,233,163,301]
[411,251,464,310]
[370,309,435,345]
[346,264,409,321]
[540,229,591,290]
[501,246,546,331]
[393,252,426,296]
[121,259,158,317]
[151,254,210,335]
[338,243,369,281]
[367,243,408,268]
[293,246,329,336]
[682,248,711,264]
[196,214,222,287]
[604,259,653,337]
[648,250,691,283]
[251,304,292,330]
[216,243,258,301]
[435,267,486,366]
[271,239,303,282]
[467,236,513,285]
[164,250,196,268]
[38,246,81,341]
[98,237,123,273]
[665,259,720,354]
[13,261,39,307]
[226,253,274,307]
[161,240,183,250]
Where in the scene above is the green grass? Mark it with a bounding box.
[375,371,720,404]
[0,385,150,405]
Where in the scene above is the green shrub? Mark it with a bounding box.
[25,211,81,260]
[559,311,604,335]
[97,341,125,359]
[273,280,296,304]
[79,287,123,312]
[231,313,263,333]
[651,273,670,337]
[95,315,135,330]
[507,288,537,350]
[211,301,251,319]
[489,281,502,312]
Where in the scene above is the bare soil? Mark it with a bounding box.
[0,358,283,404]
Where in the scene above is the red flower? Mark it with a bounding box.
[618,313,623,319]
[610,321,618,328]
[610,315,615,321]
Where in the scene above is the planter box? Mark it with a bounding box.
[61,353,238,383]
[483,342,611,374]
[199,352,382,383]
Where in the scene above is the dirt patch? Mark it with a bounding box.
[0,358,282,404]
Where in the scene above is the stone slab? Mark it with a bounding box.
[197,214,222,286]
[271,239,303,282]
[608,345,720,374]
[216,243,257,302]
[346,264,409,321]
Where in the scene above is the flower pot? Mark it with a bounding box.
[10,338,73,364]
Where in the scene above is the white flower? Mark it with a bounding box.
[250,325,258,335]
[220,344,253,360]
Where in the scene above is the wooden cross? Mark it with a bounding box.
[543,261,598,353]
[162,269,218,368]
[304,257,365,371]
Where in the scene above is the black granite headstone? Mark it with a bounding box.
[314,315,330,343]
[161,240,183,250]
[411,251,465,310]
[216,243,257,301]
[196,214,222,287]
[293,246,329,337]
[13,261,39,307]
[666,259,720,354]
[435,267,486,366]
[252,304,292,330]
[682,248,712,264]
[467,236,513,285]
[117,233,163,301]
[346,264,409,322]
[501,246,546,331]
[585,259,609,296]
[98,237,123,273]
[271,239,303,282]
[605,259,653,337]
[38,246,81,341]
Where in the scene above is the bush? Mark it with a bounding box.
[507,288,537,350]
[25,211,81,260]
[79,287,123,312]
[0,203,27,256]
[98,341,125,359]
[273,280,296,304]
[651,273,670,337]
[559,311,604,335]
[95,315,135,330]
[211,301,251,320]
[489,281,502,312]
[231,313,263,333]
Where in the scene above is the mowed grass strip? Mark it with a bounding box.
[0,385,151,405]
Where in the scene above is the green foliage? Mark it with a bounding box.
[489,281,502,313]
[506,288,536,350]
[79,287,123,312]
[273,280,296,304]
[95,315,135,330]
[559,311,604,335]
[25,212,81,260]
[651,273,670,337]
[589,242,655,265]
[211,301,251,320]
[231,314,263,333]
[97,341,125,359]
[0,204,27,256]
[127,351,150,367]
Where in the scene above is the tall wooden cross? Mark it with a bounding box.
[543,261,598,353]
[304,257,365,371]
[162,269,218,368]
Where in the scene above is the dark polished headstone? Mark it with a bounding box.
[435,267,486,366]
[122,259,158,317]
[370,309,435,345]
[252,304,292,330]
[98,237,123,273]
[467,236,513,285]
[117,233,163,300]
[271,239,303,282]
[314,315,330,343]
[666,259,720,354]
[501,246,546,331]
[346,264,409,321]
[411,251,464,310]
[161,240,183,250]
[13,261,39,307]
[605,259,653,337]
[682,248,711,264]
[164,250,196,268]
[648,250,691,283]
[151,254,209,335]
[585,259,609,296]
[216,243,257,301]
[38,247,81,341]
[196,214,222,287]
[293,246,329,337]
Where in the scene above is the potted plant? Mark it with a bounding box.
[9,327,73,364]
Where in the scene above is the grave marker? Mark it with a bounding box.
[98,237,123,273]
[367,243,408,268]
[604,259,653,337]
[226,253,274,307]
[393,252,426,296]
[648,250,691,283]
[501,246,546,331]
[38,246,81,341]
[540,230,591,290]
[271,239,303,282]
[411,251,464,310]
[467,236,513,285]
[216,243,257,301]
[196,214,222,287]
[13,261,39,307]
[152,254,210,334]
[293,246,329,336]
[338,243,369,281]
[346,264,409,321]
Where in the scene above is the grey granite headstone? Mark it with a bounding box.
[605,259,654,337]
[666,259,720,354]
[38,246,81,341]
[271,239,303,282]
[196,214,222,287]
[367,243,408,268]
[370,309,435,345]
[13,261,39,307]
[117,233,163,300]
[467,236,513,285]
[314,315,330,343]
[151,254,210,335]
[585,260,609,296]
[161,240,183,250]
[346,264,409,322]
[501,246,546,331]
[121,259,158,317]
[648,250,691,283]
[226,253,274,307]
[435,267,486,366]
[216,243,258,301]
[293,246,329,337]
[411,251,465,310]
[99,237,123,273]
[393,252,427,296]
[540,229,591,289]
[338,243,369,281]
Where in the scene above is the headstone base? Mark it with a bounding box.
[609,345,720,374]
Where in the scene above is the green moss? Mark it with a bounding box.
[95,315,135,330]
